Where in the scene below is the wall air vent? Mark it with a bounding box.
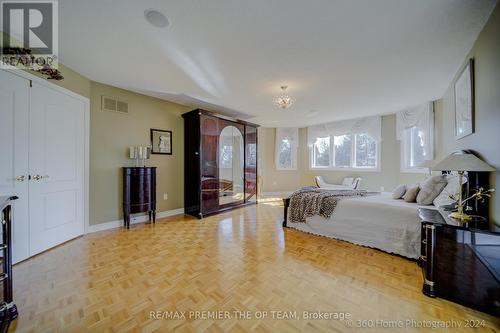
[101,96,129,114]
[116,100,129,114]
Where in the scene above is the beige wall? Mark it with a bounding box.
[89,82,190,225]
[258,127,302,192]
[432,4,500,224]
[25,64,191,225]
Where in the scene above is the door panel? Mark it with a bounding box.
[200,115,219,214]
[45,106,78,181]
[43,190,77,229]
[245,126,257,202]
[0,89,15,190]
[29,82,85,255]
[0,70,30,263]
[218,120,245,207]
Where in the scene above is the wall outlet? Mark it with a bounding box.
[380,186,385,192]
[163,193,168,200]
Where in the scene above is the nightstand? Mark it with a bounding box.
[419,208,500,317]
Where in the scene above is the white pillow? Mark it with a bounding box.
[392,184,407,199]
[432,173,466,207]
[416,175,447,205]
[403,185,420,203]
[342,177,354,186]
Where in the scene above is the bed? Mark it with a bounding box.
[283,192,431,259]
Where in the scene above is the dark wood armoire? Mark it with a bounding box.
[183,109,258,218]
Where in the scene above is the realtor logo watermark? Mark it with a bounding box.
[0,0,58,69]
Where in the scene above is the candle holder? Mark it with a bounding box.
[129,146,151,167]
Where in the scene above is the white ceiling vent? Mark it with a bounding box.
[101,96,129,114]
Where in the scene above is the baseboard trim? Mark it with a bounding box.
[86,208,185,234]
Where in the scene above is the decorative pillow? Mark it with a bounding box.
[342,177,354,186]
[403,185,420,203]
[433,173,467,207]
[416,175,448,205]
[392,184,407,199]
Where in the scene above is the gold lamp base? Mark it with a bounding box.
[448,211,472,221]
[447,171,473,222]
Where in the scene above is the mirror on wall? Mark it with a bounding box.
[218,125,244,206]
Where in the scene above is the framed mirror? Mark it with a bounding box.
[218,125,244,206]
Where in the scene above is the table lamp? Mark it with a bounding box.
[432,151,495,221]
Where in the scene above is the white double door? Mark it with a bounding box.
[0,70,87,263]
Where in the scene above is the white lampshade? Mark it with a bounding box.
[432,151,495,172]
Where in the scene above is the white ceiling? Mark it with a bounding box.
[59,0,497,127]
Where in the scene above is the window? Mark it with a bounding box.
[308,116,381,171]
[275,128,298,170]
[401,126,426,171]
[397,102,434,172]
[334,135,352,167]
[278,139,292,169]
[311,133,379,170]
[312,137,330,167]
[355,134,377,168]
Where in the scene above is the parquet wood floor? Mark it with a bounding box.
[10,199,500,332]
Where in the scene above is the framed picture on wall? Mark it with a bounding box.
[454,58,475,139]
[151,129,172,155]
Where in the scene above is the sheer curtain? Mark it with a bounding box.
[275,128,299,170]
[396,102,434,161]
[307,116,382,146]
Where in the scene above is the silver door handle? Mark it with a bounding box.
[15,175,26,182]
[32,175,49,181]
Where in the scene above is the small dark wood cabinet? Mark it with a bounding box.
[183,109,259,219]
[123,167,157,229]
[419,208,500,317]
[0,196,18,332]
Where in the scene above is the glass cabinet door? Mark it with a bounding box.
[245,125,258,202]
[200,115,219,213]
[218,120,245,207]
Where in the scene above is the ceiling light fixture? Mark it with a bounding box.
[144,9,169,28]
[273,85,295,109]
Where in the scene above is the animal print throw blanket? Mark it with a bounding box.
[288,187,368,224]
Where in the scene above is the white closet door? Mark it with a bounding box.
[29,82,85,255]
[0,70,30,263]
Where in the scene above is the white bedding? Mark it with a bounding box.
[287,192,432,259]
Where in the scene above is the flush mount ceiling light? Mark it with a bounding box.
[144,9,169,28]
[273,85,295,109]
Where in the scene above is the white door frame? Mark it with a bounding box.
[3,69,90,237]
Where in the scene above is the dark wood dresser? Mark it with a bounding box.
[0,196,18,332]
[123,167,157,229]
[182,109,258,219]
[419,208,500,317]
